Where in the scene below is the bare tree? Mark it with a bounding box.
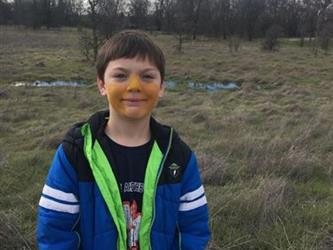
[0,0,13,25]
[153,0,165,31]
[191,0,204,40]
[79,0,125,61]
[128,0,150,29]
[262,24,283,51]
[2,0,331,46]
[171,0,192,52]
[42,0,53,29]
[283,0,300,37]
[317,2,333,51]
[162,0,176,32]
[87,0,100,61]
[98,0,125,37]
[209,0,232,39]
[238,0,265,41]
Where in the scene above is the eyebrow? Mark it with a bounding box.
[111,67,128,72]
[111,67,158,73]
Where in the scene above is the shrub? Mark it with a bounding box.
[262,25,283,51]
[228,36,241,53]
[318,24,333,52]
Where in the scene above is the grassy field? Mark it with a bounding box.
[0,26,333,249]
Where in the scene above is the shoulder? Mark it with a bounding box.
[61,110,108,163]
[170,130,192,166]
[61,122,94,181]
[151,117,192,159]
[60,110,109,181]
[153,119,193,185]
[62,122,85,163]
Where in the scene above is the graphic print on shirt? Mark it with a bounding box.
[103,134,152,250]
[120,182,144,193]
[123,200,141,250]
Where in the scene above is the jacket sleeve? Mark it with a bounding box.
[178,152,211,249]
[36,144,81,250]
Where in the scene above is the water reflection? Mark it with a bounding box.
[13,80,240,91]
[164,80,239,91]
[13,80,86,87]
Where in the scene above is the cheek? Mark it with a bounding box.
[142,84,161,101]
[105,84,125,100]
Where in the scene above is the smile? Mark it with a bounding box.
[121,98,148,106]
[122,98,147,102]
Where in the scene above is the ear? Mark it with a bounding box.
[97,77,106,96]
[159,81,165,98]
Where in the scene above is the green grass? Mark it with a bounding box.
[1,26,333,249]
[0,26,94,85]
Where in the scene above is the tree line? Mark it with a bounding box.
[1,0,332,58]
[1,0,332,37]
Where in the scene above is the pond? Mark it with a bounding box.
[165,80,239,91]
[13,80,240,91]
[12,80,86,87]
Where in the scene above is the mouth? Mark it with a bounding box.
[122,98,147,102]
[121,98,148,106]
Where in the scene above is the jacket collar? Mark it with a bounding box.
[86,110,172,154]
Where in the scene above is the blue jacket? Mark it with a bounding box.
[37,111,210,249]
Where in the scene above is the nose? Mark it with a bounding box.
[127,74,142,92]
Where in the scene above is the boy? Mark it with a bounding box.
[37,30,210,250]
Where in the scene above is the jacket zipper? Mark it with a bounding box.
[176,223,182,250]
[148,128,173,250]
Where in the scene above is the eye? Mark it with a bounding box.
[142,74,155,81]
[113,73,127,80]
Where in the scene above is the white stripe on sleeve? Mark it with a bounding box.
[39,196,79,214]
[179,195,207,212]
[42,184,78,203]
[180,185,204,201]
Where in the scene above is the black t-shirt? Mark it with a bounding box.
[102,132,153,250]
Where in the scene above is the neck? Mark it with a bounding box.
[105,110,151,147]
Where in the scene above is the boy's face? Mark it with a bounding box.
[97,56,164,121]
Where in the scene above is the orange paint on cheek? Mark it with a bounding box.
[141,83,161,108]
[105,83,127,114]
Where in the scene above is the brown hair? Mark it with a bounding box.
[96,30,165,82]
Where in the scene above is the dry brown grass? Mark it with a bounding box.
[198,153,230,185]
[258,177,288,226]
[0,27,333,249]
[0,211,32,250]
[157,82,333,248]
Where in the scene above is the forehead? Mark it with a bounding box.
[106,56,159,72]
